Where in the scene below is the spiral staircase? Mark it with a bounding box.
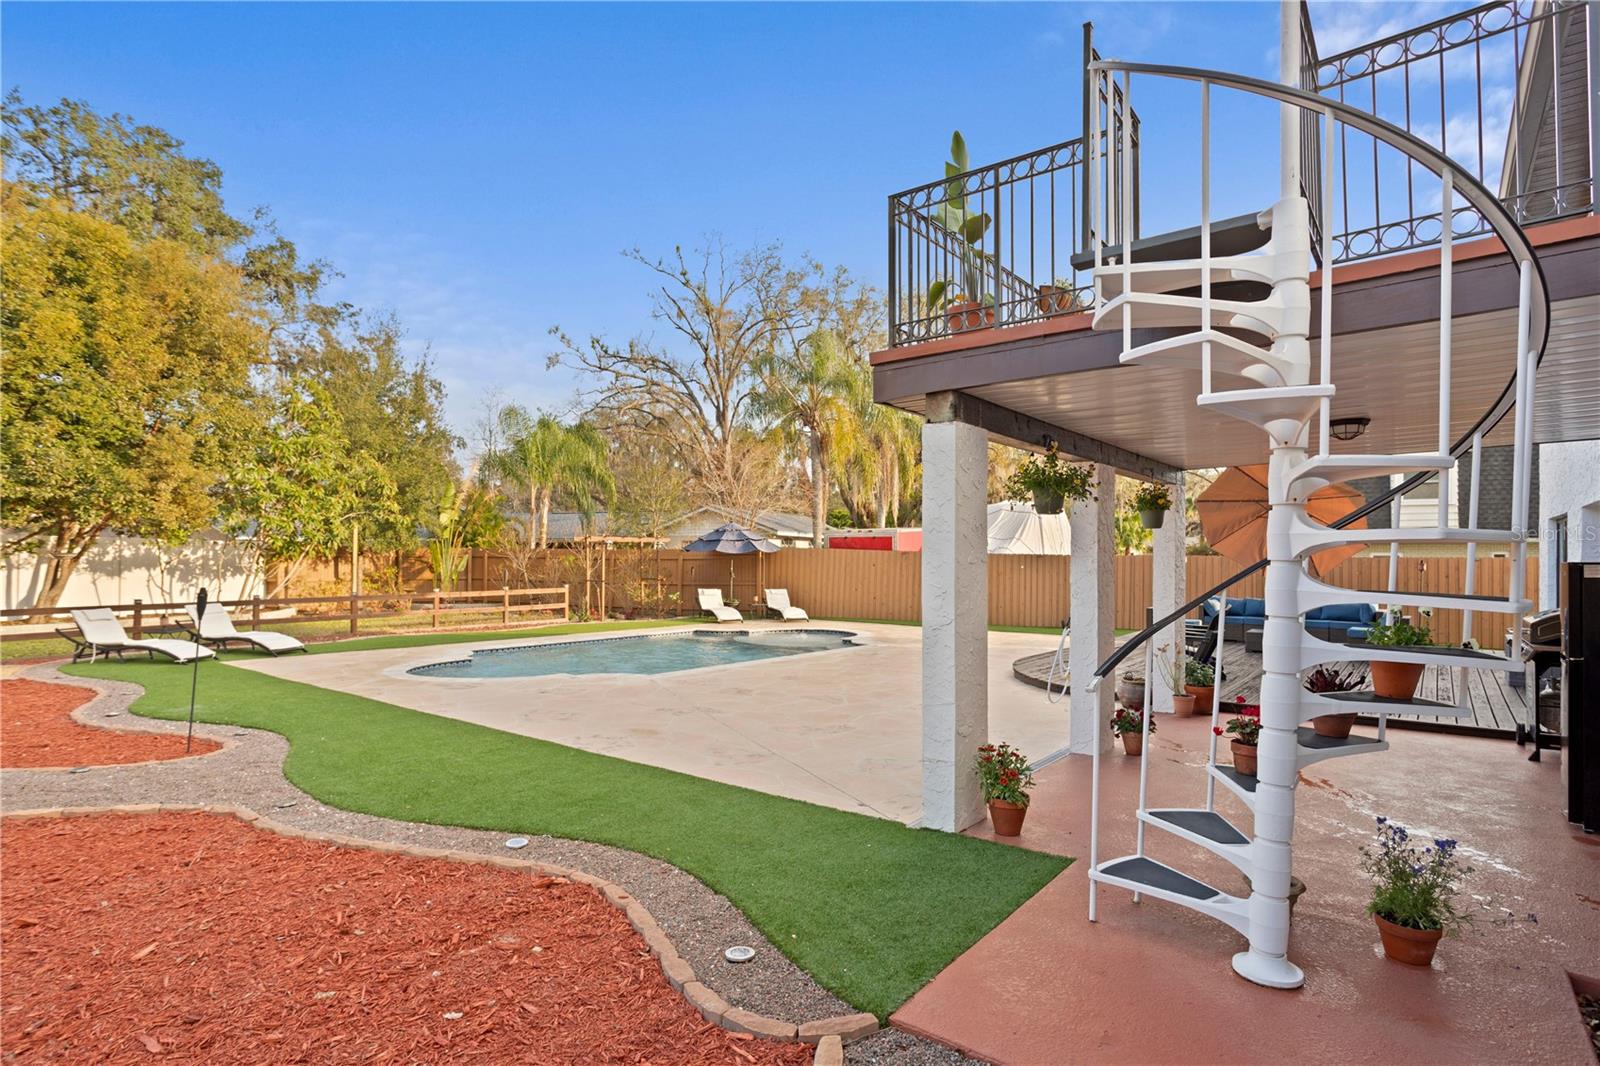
[1079,36,1548,989]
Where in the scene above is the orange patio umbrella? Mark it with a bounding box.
[1195,465,1368,578]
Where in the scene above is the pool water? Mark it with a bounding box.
[408,629,858,679]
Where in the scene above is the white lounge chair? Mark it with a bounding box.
[696,588,743,623]
[61,608,216,664]
[764,589,808,622]
[186,603,306,656]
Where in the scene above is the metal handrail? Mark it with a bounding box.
[1083,60,1552,686]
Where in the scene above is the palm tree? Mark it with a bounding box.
[831,359,920,528]
[752,331,861,548]
[482,407,614,549]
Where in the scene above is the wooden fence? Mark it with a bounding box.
[0,586,568,644]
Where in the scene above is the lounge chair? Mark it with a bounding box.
[764,589,808,622]
[696,588,743,623]
[186,603,306,656]
[60,608,216,664]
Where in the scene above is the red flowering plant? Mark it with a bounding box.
[1212,695,1262,746]
[1109,706,1156,738]
[974,742,1036,806]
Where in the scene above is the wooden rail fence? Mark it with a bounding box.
[0,587,568,644]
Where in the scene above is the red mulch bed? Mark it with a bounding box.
[0,679,220,769]
[1,812,813,1064]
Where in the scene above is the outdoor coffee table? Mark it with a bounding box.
[1244,627,1265,653]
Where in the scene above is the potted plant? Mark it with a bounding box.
[1213,697,1261,776]
[1153,644,1196,716]
[926,131,996,336]
[1366,616,1432,699]
[1035,279,1084,316]
[1360,816,1473,966]
[1130,482,1173,529]
[1110,706,1154,756]
[1115,669,1145,712]
[1005,445,1093,516]
[1185,659,1215,714]
[975,742,1035,836]
[1303,662,1369,738]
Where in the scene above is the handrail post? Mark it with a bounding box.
[132,599,144,640]
[1463,432,1483,643]
[1438,170,1454,537]
[1201,78,1213,395]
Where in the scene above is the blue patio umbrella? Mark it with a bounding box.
[681,523,779,602]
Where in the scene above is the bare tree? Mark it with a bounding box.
[549,239,813,514]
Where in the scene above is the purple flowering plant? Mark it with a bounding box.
[1360,817,1474,933]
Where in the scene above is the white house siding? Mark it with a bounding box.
[1537,439,1600,609]
[3,530,264,611]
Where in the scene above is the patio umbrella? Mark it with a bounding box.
[680,522,779,602]
[1196,465,1367,579]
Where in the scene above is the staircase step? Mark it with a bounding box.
[1091,855,1250,934]
[1140,808,1253,871]
[1288,513,1521,558]
[1071,211,1271,270]
[1307,689,1470,720]
[1300,631,1520,672]
[1117,330,1293,384]
[1096,266,1271,302]
[1092,290,1284,339]
[1295,725,1387,767]
[1209,764,1258,808]
[1197,385,1334,432]
[1295,573,1531,614]
[1287,452,1453,486]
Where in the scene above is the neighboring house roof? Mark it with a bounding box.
[535,511,613,542]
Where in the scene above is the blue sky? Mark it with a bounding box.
[4,1,1468,442]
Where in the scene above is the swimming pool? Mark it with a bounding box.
[407,629,860,679]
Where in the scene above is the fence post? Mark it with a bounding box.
[502,586,510,625]
[349,592,359,637]
[562,587,569,623]
[432,592,441,629]
[251,596,262,631]
[132,599,144,639]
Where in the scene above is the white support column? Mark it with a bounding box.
[1069,464,1116,756]
[920,420,989,833]
[1150,474,1188,713]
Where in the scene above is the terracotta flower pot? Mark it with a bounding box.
[1230,739,1257,777]
[988,798,1027,836]
[1186,684,1214,714]
[1313,712,1357,739]
[1370,660,1425,700]
[1171,693,1197,717]
[1116,678,1145,712]
[1374,914,1443,966]
[1119,732,1143,756]
[947,300,995,333]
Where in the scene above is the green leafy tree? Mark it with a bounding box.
[481,406,613,549]
[219,380,398,597]
[424,482,505,593]
[0,183,264,606]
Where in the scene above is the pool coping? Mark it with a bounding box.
[386,625,871,684]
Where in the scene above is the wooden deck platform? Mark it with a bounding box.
[1013,639,1536,737]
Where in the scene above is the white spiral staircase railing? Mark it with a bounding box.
[1078,54,1550,989]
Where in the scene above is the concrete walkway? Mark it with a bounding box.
[232,621,1066,824]
[892,713,1599,1065]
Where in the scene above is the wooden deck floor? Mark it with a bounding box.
[1013,639,1534,737]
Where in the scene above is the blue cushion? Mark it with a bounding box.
[1315,603,1373,623]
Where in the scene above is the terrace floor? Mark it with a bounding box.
[232,621,1064,824]
[893,713,1600,1065]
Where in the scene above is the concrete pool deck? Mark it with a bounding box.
[231,621,1068,823]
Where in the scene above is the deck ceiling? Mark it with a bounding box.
[885,297,1599,471]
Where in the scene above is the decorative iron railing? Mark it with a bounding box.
[1309,0,1594,262]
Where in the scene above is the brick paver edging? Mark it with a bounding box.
[3,803,878,1061]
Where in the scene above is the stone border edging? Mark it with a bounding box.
[2,803,879,1059]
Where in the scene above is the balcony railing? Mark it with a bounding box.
[1309,0,1594,262]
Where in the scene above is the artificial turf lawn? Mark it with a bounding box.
[66,637,1070,1019]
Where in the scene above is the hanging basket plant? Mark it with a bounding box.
[1131,481,1173,529]
[1006,446,1093,516]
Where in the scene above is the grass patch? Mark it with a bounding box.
[66,644,1069,1018]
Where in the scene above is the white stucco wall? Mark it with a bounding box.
[1536,440,1600,609]
[2,530,264,611]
